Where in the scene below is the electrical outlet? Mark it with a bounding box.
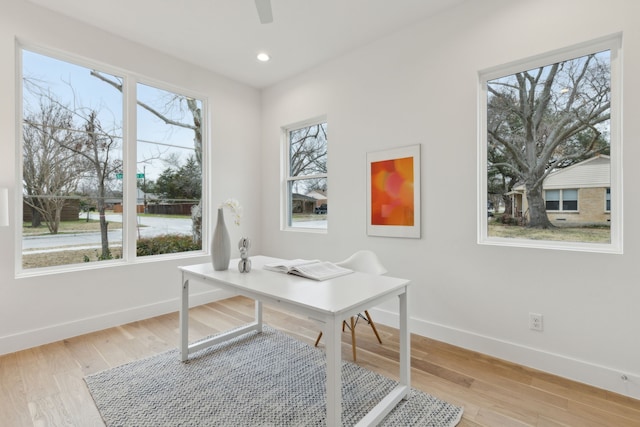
[529,313,543,331]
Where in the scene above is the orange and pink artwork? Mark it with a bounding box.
[370,156,414,226]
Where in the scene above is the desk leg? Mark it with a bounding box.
[325,317,342,426]
[399,286,410,393]
[180,276,189,362]
[255,300,263,333]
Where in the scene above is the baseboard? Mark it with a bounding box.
[370,307,640,401]
[0,288,234,357]
[4,294,638,401]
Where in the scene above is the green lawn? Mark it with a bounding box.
[488,222,610,243]
[23,218,123,236]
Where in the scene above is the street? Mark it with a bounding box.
[22,214,193,253]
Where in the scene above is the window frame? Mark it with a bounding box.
[477,34,623,254]
[281,116,328,233]
[16,42,209,276]
[133,80,206,259]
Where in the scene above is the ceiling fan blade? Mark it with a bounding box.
[254,0,273,24]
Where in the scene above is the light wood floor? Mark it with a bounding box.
[1,295,638,426]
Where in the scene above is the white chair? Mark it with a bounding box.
[314,250,386,361]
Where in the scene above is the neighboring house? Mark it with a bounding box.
[306,189,327,209]
[508,155,610,226]
[22,198,80,222]
[291,193,317,214]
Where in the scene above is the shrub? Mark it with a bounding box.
[136,234,200,256]
[498,214,519,226]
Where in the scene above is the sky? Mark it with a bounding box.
[22,49,200,184]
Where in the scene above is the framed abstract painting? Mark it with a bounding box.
[366,144,421,238]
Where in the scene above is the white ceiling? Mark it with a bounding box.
[26,0,467,89]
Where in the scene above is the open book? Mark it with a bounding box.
[263,259,353,281]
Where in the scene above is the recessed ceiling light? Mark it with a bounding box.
[257,52,271,62]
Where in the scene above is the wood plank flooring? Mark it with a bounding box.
[1,295,638,426]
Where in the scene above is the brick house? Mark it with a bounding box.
[509,155,610,226]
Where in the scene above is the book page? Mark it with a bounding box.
[290,261,352,281]
[263,259,318,273]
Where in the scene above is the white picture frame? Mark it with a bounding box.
[366,144,421,238]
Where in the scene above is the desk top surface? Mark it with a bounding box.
[180,255,409,316]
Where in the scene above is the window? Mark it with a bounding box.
[605,188,611,212]
[20,47,205,272]
[136,83,203,256]
[545,189,578,211]
[545,190,560,211]
[561,189,578,211]
[479,35,622,253]
[283,119,327,231]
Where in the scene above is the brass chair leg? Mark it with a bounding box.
[364,310,382,344]
[350,316,357,361]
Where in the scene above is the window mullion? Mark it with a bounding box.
[288,174,327,182]
[123,77,138,261]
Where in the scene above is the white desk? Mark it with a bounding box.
[179,255,411,427]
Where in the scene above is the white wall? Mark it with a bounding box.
[0,1,262,353]
[260,0,640,399]
[2,0,639,402]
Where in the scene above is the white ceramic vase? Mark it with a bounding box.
[211,208,230,270]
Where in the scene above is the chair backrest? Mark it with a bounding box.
[335,250,387,276]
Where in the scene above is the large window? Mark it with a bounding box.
[20,47,205,272]
[479,35,622,253]
[283,119,327,231]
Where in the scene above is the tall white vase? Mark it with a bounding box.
[211,208,230,271]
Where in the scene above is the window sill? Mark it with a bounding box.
[16,250,207,279]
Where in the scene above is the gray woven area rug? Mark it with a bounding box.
[85,326,463,426]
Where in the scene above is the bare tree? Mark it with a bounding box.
[487,144,518,218]
[23,97,87,233]
[289,123,327,178]
[90,71,202,163]
[487,52,610,228]
[91,71,203,243]
[57,110,122,258]
[288,123,328,197]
